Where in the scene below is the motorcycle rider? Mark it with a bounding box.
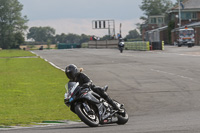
[65,64,122,112]
[118,38,124,47]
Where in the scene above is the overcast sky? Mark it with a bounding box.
[18,0,177,37]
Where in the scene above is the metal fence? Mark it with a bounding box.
[87,40,118,49]
[57,43,80,49]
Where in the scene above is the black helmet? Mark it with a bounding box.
[65,64,78,79]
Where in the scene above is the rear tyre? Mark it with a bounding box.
[117,110,129,125]
[75,103,99,127]
[113,100,129,125]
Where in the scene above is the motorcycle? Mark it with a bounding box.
[64,82,129,127]
[118,38,125,53]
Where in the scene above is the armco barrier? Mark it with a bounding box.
[124,41,150,51]
[162,41,164,50]
[57,43,79,49]
[81,43,88,48]
[87,40,119,49]
[81,41,151,51]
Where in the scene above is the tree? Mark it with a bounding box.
[65,33,80,44]
[55,33,67,43]
[139,0,173,22]
[125,29,141,39]
[80,34,90,44]
[55,33,90,44]
[101,35,111,40]
[0,0,28,49]
[13,32,25,48]
[27,26,55,42]
[168,20,175,44]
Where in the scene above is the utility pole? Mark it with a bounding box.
[119,23,122,35]
[179,0,181,28]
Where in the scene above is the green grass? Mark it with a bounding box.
[0,50,78,126]
[0,50,35,57]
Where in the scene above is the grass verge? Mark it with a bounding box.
[0,50,35,57]
[0,50,78,126]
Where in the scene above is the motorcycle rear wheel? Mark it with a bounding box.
[113,100,129,125]
[117,110,129,125]
[75,103,99,127]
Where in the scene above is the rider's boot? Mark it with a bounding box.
[92,85,123,112]
[106,96,123,112]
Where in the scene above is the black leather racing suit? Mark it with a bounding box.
[70,72,92,88]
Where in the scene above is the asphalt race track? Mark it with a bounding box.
[3,46,200,133]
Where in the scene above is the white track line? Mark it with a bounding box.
[31,51,65,72]
[151,69,193,81]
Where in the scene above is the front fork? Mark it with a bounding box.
[82,102,91,113]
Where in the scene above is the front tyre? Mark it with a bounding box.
[75,103,99,127]
[119,47,123,53]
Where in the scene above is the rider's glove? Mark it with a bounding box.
[82,84,89,88]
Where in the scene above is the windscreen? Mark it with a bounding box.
[180,29,194,37]
[68,82,77,91]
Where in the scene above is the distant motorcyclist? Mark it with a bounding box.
[118,38,124,53]
[65,64,122,111]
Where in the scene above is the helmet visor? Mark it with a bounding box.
[66,71,74,79]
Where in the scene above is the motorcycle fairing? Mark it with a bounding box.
[79,91,100,104]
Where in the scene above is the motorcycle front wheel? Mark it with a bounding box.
[75,103,99,127]
[119,47,123,53]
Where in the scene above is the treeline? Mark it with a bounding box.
[26,26,92,45]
